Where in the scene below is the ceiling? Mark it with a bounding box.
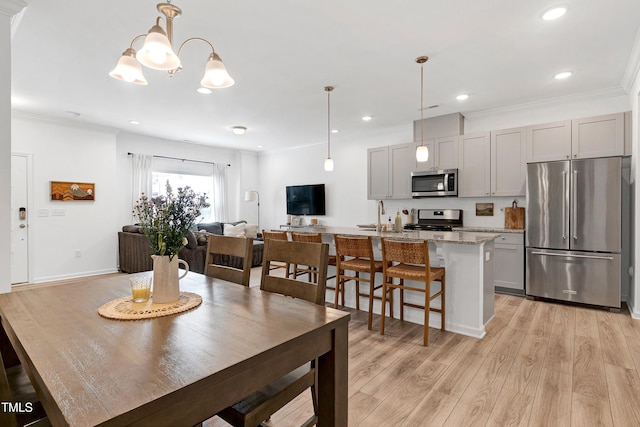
[10,0,640,153]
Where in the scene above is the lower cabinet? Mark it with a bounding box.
[494,233,525,295]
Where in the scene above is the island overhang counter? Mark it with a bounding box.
[289,226,499,339]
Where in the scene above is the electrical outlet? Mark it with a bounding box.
[38,209,49,217]
[52,209,66,216]
[485,251,491,261]
[74,250,81,258]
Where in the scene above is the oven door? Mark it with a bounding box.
[411,169,458,197]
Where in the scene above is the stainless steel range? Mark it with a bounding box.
[404,209,463,231]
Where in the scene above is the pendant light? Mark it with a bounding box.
[416,56,430,163]
[324,86,334,172]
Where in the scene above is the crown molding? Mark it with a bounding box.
[463,87,627,120]
[622,25,640,93]
[0,0,27,17]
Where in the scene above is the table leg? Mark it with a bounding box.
[317,322,348,426]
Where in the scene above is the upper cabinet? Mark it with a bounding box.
[458,132,491,197]
[413,136,459,172]
[491,127,526,197]
[526,120,572,162]
[526,113,624,163]
[571,113,624,159]
[459,128,526,197]
[367,142,413,200]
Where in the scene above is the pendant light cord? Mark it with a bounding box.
[325,86,334,157]
[416,56,428,147]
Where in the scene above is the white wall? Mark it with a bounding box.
[1,10,12,293]
[12,115,119,282]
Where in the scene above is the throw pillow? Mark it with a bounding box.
[224,222,246,238]
[185,230,198,249]
[198,222,223,235]
[195,231,209,245]
[244,224,258,239]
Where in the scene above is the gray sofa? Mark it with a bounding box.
[118,222,263,274]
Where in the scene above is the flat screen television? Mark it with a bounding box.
[286,184,326,216]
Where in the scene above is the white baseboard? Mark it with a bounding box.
[29,268,120,284]
[628,297,640,319]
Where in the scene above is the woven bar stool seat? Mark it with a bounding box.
[380,238,445,346]
[290,232,337,284]
[334,235,392,330]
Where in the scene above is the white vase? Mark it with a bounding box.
[151,255,189,304]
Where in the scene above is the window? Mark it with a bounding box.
[151,157,220,222]
[152,172,213,222]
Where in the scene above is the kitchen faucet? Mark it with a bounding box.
[376,200,386,232]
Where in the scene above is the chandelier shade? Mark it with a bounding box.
[110,2,233,89]
[201,53,235,89]
[109,48,148,85]
[136,25,181,71]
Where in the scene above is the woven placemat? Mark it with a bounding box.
[98,292,202,320]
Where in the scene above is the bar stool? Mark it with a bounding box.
[261,230,291,277]
[380,238,445,346]
[334,235,393,330]
[290,232,337,285]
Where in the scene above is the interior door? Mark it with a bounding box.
[11,155,29,284]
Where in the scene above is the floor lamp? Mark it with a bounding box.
[244,190,260,230]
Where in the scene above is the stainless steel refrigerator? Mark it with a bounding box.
[526,157,621,308]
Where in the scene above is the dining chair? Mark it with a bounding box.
[261,230,291,278]
[205,235,254,287]
[290,231,337,285]
[380,238,446,346]
[216,239,329,426]
[334,235,393,330]
[0,328,51,427]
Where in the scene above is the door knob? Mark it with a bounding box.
[19,224,26,228]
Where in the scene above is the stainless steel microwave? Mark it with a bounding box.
[411,169,458,197]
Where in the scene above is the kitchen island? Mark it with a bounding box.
[291,226,499,339]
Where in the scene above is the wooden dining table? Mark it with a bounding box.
[0,272,350,426]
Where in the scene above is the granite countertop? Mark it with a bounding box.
[294,226,500,245]
[453,226,525,234]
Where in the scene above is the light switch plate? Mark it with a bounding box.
[52,209,66,216]
[37,209,49,217]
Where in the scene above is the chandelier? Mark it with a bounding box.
[109,1,234,89]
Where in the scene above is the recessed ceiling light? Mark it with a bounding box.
[257,145,263,149]
[232,126,247,135]
[554,71,572,80]
[197,87,212,94]
[331,129,339,134]
[456,94,469,101]
[362,116,373,121]
[128,120,140,125]
[543,7,567,21]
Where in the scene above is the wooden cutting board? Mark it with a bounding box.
[504,207,525,229]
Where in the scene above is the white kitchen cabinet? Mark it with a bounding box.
[571,113,624,159]
[367,142,413,200]
[526,120,571,163]
[494,233,524,295]
[458,132,491,197]
[491,127,526,196]
[414,136,459,171]
[526,113,625,163]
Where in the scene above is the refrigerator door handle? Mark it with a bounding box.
[573,169,578,241]
[562,171,567,240]
[530,251,614,261]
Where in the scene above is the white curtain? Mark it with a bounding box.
[212,163,228,222]
[132,153,153,209]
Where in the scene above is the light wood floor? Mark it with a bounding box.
[222,275,640,426]
[19,271,640,426]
